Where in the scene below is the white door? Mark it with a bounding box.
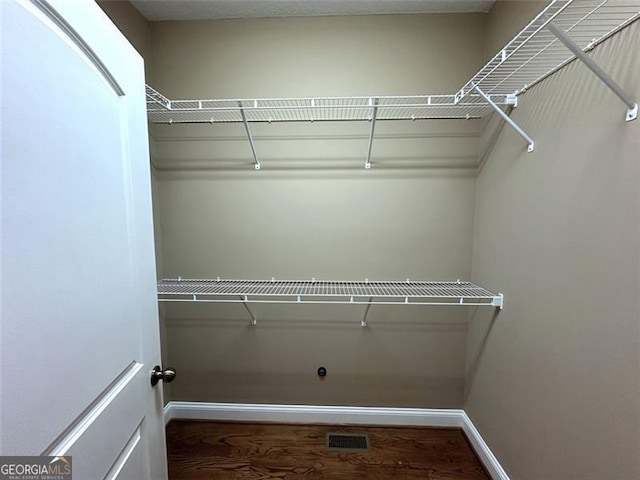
[1,1,167,479]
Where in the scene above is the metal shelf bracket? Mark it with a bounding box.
[474,85,535,152]
[506,94,518,108]
[240,296,257,325]
[365,98,378,169]
[545,21,638,122]
[238,101,261,170]
[361,297,373,327]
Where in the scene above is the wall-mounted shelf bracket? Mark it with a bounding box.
[361,297,373,327]
[506,94,518,108]
[238,101,261,170]
[545,20,638,122]
[474,84,535,152]
[240,296,257,325]
[491,293,504,310]
[365,98,378,169]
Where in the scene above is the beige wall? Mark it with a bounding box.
[157,167,476,407]
[148,14,485,98]
[97,0,152,79]
[149,13,487,407]
[466,19,640,480]
[483,0,546,60]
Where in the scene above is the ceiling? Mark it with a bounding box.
[130,0,497,22]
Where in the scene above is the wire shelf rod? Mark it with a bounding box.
[146,115,487,125]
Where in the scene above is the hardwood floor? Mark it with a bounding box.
[166,420,490,479]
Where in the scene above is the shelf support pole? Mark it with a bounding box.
[361,297,373,327]
[365,98,378,169]
[473,85,535,152]
[545,21,637,122]
[240,296,257,325]
[238,101,261,170]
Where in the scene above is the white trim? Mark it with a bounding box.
[163,401,462,427]
[163,401,509,480]
[162,402,175,426]
[461,412,510,480]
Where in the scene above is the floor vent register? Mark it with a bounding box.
[326,433,370,451]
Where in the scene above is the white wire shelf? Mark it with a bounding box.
[456,0,640,100]
[145,89,510,124]
[157,278,504,308]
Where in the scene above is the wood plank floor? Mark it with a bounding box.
[166,420,490,480]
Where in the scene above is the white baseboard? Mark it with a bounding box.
[461,411,510,480]
[163,401,509,480]
[163,401,463,427]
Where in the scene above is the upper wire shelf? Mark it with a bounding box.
[146,0,640,125]
[146,89,509,124]
[456,0,640,100]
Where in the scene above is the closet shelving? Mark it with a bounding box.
[157,278,504,325]
[146,0,639,160]
[151,0,638,316]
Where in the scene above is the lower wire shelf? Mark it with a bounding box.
[157,278,503,326]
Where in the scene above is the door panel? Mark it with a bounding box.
[47,363,147,479]
[104,426,148,480]
[1,1,166,478]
